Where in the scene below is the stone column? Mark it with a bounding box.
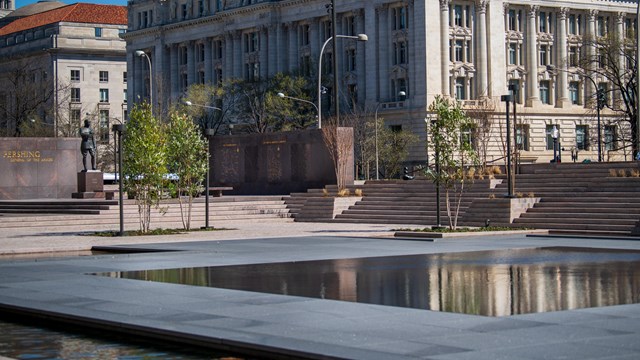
[275,24,284,74]
[187,41,195,85]
[126,49,135,104]
[204,37,213,84]
[233,31,242,78]
[364,4,377,102]
[287,23,298,71]
[476,0,488,97]
[525,5,539,106]
[378,5,389,101]
[170,44,178,99]
[615,12,625,107]
[586,9,598,100]
[557,8,569,107]
[261,26,270,78]
[440,0,450,97]
[225,32,234,79]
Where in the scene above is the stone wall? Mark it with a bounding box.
[211,128,353,195]
[0,137,82,199]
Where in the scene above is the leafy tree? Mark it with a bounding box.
[122,103,168,233]
[376,120,418,179]
[166,112,208,230]
[427,95,478,230]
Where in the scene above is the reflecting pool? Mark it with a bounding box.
[98,247,640,317]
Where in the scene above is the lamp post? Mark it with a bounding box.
[552,124,559,163]
[501,94,514,198]
[547,65,602,162]
[111,124,125,236]
[185,100,221,229]
[318,33,368,128]
[135,50,152,112]
[276,92,319,126]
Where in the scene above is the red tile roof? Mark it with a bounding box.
[0,3,127,37]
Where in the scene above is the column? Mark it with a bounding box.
[275,24,285,74]
[170,44,178,99]
[204,37,213,84]
[586,9,598,100]
[557,8,569,107]
[476,0,488,97]
[615,12,625,107]
[186,41,195,85]
[232,30,244,78]
[126,49,135,104]
[526,5,539,106]
[440,0,450,97]
[287,23,298,71]
[364,4,377,102]
[260,26,270,78]
[225,32,234,79]
[378,5,390,101]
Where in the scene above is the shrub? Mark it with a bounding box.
[618,169,627,177]
[354,188,363,197]
[630,169,640,177]
[337,188,351,197]
[609,169,618,177]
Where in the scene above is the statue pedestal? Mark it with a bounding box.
[72,171,105,198]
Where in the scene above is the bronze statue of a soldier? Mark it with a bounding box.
[80,119,97,172]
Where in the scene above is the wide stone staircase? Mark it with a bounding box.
[0,196,291,230]
[284,162,640,235]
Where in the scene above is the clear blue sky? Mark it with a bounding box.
[16,0,127,8]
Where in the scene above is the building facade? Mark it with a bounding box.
[0,0,14,20]
[0,2,128,168]
[125,0,638,165]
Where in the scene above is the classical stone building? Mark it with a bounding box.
[0,0,14,20]
[0,2,127,166]
[125,0,638,165]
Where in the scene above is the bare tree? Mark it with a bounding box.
[321,117,353,191]
[464,97,497,170]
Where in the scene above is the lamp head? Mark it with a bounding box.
[184,101,193,106]
[135,50,146,57]
[357,33,368,41]
[398,91,406,98]
[277,92,285,98]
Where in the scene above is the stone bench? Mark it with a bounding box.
[204,187,234,197]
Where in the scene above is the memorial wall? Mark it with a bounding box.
[211,128,353,195]
[0,138,82,199]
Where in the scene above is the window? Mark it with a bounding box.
[597,16,606,36]
[508,43,517,65]
[245,32,258,52]
[453,5,463,27]
[181,4,187,19]
[539,45,548,66]
[454,40,463,62]
[509,79,521,104]
[99,88,109,103]
[394,41,407,65]
[119,29,126,36]
[344,15,355,36]
[301,24,310,46]
[393,7,407,30]
[516,125,529,151]
[569,46,578,67]
[508,9,517,31]
[455,77,466,100]
[180,47,187,65]
[70,70,80,82]
[123,89,127,103]
[391,78,407,100]
[604,125,617,151]
[214,40,223,59]
[245,62,259,81]
[99,71,108,83]
[94,27,102,37]
[347,48,356,71]
[546,125,559,150]
[569,81,580,104]
[321,20,331,41]
[71,88,81,102]
[576,125,588,150]
[215,68,223,84]
[180,73,188,91]
[301,54,311,77]
[99,110,109,143]
[539,12,546,32]
[569,14,579,35]
[197,43,205,62]
[198,71,205,84]
[123,71,127,83]
[598,83,609,107]
[461,126,474,148]
[539,80,550,104]
[70,109,81,126]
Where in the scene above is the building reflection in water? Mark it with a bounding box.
[103,247,640,317]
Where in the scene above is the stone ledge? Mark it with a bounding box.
[394,229,549,239]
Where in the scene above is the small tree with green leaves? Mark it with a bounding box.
[166,112,208,230]
[427,95,478,230]
[122,103,168,233]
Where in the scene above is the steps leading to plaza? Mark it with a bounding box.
[0,196,291,230]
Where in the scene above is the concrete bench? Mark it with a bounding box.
[104,190,121,200]
[204,187,233,197]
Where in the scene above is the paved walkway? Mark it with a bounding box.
[1,219,640,359]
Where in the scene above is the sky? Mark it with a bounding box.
[16,0,128,8]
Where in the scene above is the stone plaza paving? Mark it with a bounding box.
[0,219,639,359]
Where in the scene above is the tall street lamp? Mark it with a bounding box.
[185,100,221,229]
[111,123,125,236]
[547,64,602,162]
[135,50,152,112]
[276,92,319,126]
[501,94,514,198]
[318,33,368,128]
[373,91,405,180]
